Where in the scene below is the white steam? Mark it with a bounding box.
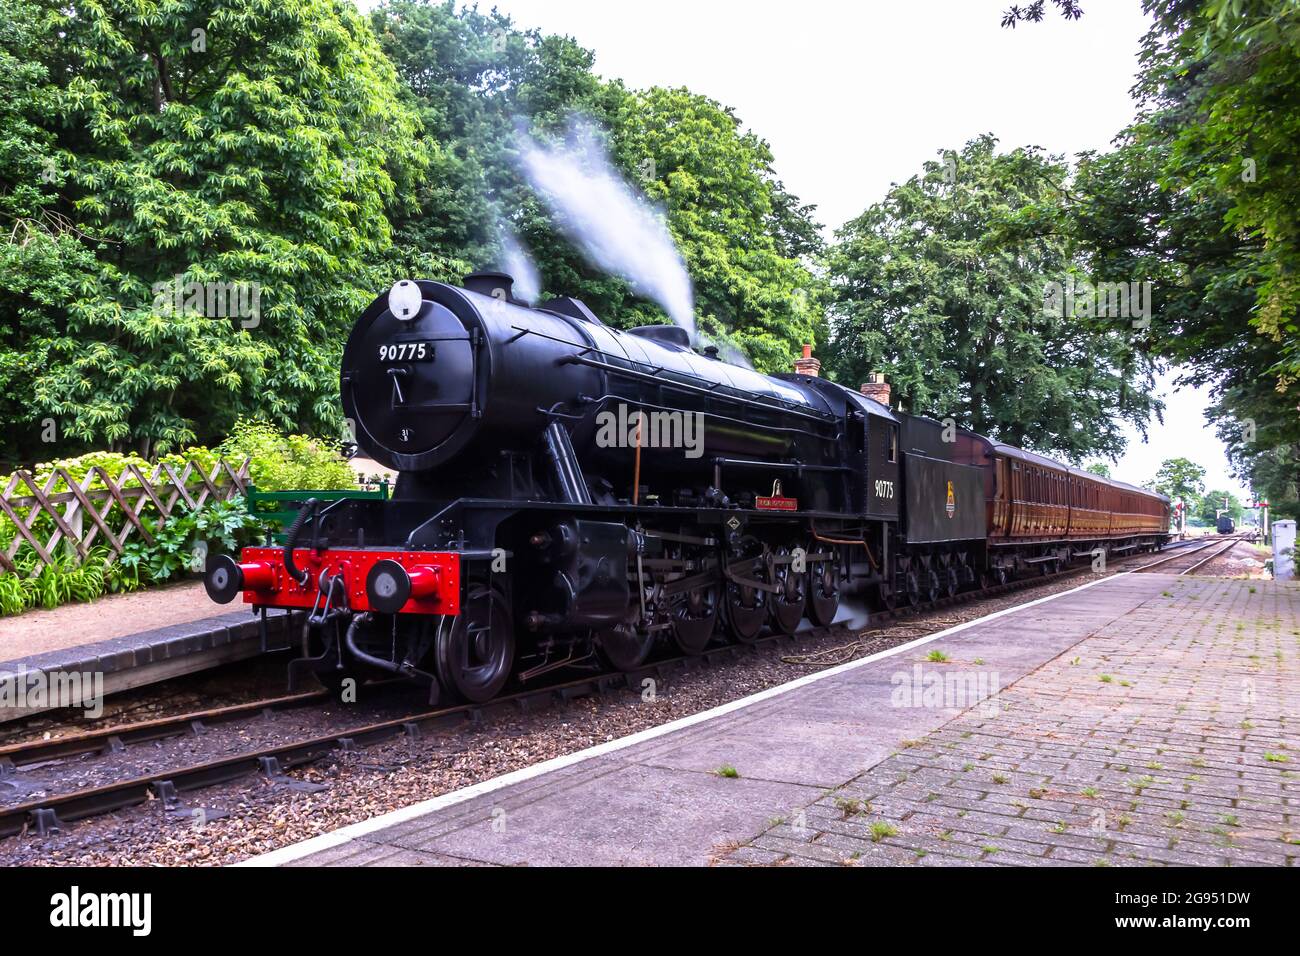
[497,224,540,304]
[706,337,755,370]
[517,119,695,337]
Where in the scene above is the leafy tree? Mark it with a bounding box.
[1083,461,1111,477]
[372,2,825,371]
[1004,1,1300,518]
[1001,1,1084,28]
[0,0,447,464]
[1121,1,1300,518]
[1237,446,1298,520]
[1145,2,1300,378]
[825,135,1159,460]
[369,0,614,271]
[0,6,103,464]
[1198,489,1244,525]
[1151,456,1206,507]
[610,87,826,368]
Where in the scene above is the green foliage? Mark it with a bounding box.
[0,546,110,615]
[1000,1,1084,29]
[1152,457,1207,505]
[0,572,24,615]
[1198,489,1245,525]
[1150,2,1300,378]
[826,135,1160,460]
[0,0,830,465]
[1020,2,1300,517]
[0,498,264,616]
[611,87,826,370]
[215,420,355,492]
[119,498,263,587]
[24,548,108,609]
[0,0,452,462]
[0,420,346,615]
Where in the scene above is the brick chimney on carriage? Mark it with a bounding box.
[860,372,891,407]
[793,343,821,377]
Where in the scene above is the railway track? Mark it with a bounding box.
[1133,534,1248,575]
[0,541,1203,841]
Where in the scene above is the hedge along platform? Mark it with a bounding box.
[0,603,300,723]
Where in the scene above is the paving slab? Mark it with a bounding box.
[245,570,1300,868]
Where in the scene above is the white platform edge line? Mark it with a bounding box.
[237,570,1136,867]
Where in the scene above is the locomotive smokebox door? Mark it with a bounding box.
[341,280,480,471]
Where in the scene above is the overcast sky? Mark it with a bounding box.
[450,0,1250,499]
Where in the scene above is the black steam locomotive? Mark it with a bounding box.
[205,273,1171,702]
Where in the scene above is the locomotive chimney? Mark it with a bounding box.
[860,373,891,407]
[792,343,821,377]
[464,271,517,302]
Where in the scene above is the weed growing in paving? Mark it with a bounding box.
[869,821,898,842]
[834,797,867,817]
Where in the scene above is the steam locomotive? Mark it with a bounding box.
[204,273,1173,702]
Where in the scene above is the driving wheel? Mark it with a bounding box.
[596,625,655,671]
[672,576,719,654]
[805,542,840,628]
[769,545,806,636]
[434,585,514,703]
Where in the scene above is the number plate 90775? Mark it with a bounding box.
[379,342,435,362]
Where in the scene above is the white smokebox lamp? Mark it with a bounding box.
[388,280,423,321]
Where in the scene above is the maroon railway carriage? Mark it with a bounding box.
[949,432,1171,580]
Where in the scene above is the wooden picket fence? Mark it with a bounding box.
[0,457,251,575]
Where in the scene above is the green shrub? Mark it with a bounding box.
[0,421,347,616]
[216,420,356,492]
[118,498,264,588]
[0,572,25,616]
[0,545,110,616]
[0,500,265,617]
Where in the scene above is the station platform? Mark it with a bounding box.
[0,583,297,722]
[249,571,1298,867]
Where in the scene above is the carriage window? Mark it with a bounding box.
[887,426,898,463]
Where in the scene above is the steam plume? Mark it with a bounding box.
[517,118,695,337]
[497,223,540,304]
